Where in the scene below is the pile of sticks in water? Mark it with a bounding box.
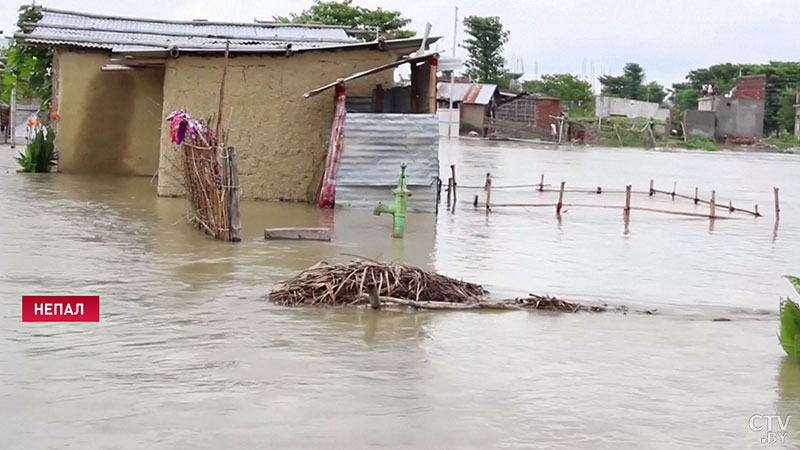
[268,259,607,312]
[269,259,487,307]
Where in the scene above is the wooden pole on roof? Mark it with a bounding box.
[428,56,439,113]
[215,40,230,139]
[410,63,419,113]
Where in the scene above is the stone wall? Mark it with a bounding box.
[713,98,764,138]
[683,110,716,139]
[595,96,670,121]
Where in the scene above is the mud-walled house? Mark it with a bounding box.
[16,8,441,209]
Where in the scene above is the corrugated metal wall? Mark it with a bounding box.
[337,113,439,213]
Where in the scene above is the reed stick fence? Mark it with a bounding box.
[442,168,780,222]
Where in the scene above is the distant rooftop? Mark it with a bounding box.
[438,82,498,105]
[13,7,404,53]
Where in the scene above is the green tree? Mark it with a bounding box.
[2,5,53,105]
[274,0,415,40]
[598,63,665,103]
[522,73,594,115]
[776,86,798,133]
[644,81,667,104]
[497,71,522,90]
[462,16,509,84]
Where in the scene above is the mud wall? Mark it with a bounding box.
[55,49,164,175]
[157,49,401,201]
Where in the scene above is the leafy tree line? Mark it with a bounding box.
[598,63,666,104]
[274,0,415,39]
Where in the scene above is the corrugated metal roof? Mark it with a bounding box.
[17,7,358,51]
[337,113,439,213]
[437,82,497,105]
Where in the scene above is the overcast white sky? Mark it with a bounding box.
[3,0,800,88]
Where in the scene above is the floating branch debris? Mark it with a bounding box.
[269,259,487,306]
[268,259,611,313]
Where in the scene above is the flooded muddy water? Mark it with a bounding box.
[1,140,799,449]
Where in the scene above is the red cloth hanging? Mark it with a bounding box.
[318,83,347,208]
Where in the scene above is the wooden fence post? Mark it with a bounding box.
[694,187,699,205]
[446,177,452,208]
[556,181,566,216]
[649,179,654,196]
[774,187,781,220]
[624,185,632,217]
[539,173,545,192]
[485,173,492,212]
[710,190,716,219]
[450,165,457,204]
[671,181,677,200]
[227,146,241,242]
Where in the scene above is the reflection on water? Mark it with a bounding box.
[1,142,799,449]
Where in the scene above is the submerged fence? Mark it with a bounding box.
[443,166,780,223]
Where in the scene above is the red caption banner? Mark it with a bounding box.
[22,296,100,322]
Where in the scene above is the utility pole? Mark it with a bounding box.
[447,5,458,139]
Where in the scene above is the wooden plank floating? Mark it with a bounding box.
[264,227,332,241]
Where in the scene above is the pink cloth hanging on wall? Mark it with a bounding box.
[318,83,347,209]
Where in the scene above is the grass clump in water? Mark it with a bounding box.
[765,130,800,150]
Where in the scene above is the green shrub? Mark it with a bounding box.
[16,125,56,173]
[780,276,800,363]
[685,136,719,151]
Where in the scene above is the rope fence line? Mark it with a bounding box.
[442,169,780,222]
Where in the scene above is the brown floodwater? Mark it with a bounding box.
[1,140,799,449]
